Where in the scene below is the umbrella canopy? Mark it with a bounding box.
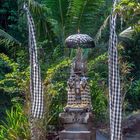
[65,34,95,48]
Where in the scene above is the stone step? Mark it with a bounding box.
[59,130,95,140]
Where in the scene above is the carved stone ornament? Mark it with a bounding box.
[64,48,92,112]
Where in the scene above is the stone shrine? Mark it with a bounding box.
[59,34,95,140]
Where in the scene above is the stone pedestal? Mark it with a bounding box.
[59,110,95,140]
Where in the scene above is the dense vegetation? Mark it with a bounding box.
[0,0,140,139]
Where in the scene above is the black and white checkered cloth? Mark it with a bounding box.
[23,4,44,119]
[109,0,122,140]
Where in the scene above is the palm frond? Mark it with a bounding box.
[42,0,69,22]
[66,0,85,34]
[65,0,105,36]
[28,0,58,40]
[119,27,135,41]
[94,15,110,44]
[0,29,21,45]
[42,0,69,44]
[28,0,50,16]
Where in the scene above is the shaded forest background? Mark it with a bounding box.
[0,0,140,139]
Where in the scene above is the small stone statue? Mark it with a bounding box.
[80,77,92,110]
[65,48,92,111]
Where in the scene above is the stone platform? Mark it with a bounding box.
[59,112,95,140]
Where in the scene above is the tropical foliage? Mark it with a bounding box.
[0,103,30,140]
[0,0,140,139]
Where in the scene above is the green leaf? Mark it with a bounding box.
[0,29,21,45]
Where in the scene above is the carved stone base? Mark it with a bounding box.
[59,112,95,140]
